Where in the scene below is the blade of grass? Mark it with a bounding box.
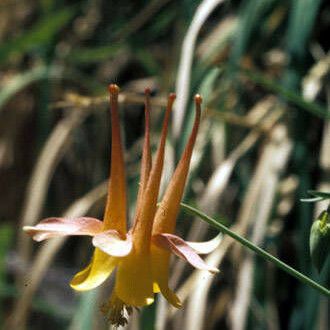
[68,45,124,65]
[283,1,324,328]
[7,182,108,329]
[0,282,70,322]
[0,224,13,324]
[173,0,226,139]
[242,69,330,120]
[230,124,292,330]
[0,65,62,111]
[0,7,75,63]
[230,0,276,65]
[17,108,89,271]
[69,291,99,330]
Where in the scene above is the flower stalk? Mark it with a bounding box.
[181,202,330,298]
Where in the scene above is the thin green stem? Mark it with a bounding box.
[181,202,330,298]
[240,69,330,120]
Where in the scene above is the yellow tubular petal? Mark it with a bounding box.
[151,245,182,308]
[153,282,161,293]
[153,95,202,235]
[132,94,175,251]
[103,84,127,234]
[134,88,152,220]
[70,248,117,291]
[115,251,154,307]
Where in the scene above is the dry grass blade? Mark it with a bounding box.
[170,224,243,316]
[0,65,63,112]
[189,118,213,174]
[53,92,167,110]
[173,0,226,138]
[230,125,292,330]
[155,296,168,330]
[210,119,226,167]
[302,54,329,101]
[187,98,282,244]
[183,240,226,330]
[167,101,283,327]
[163,100,283,330]
[183,124,291,330]
[259,176,299,330]
[6,181,108,330]
[17,108,90,274]
[196,16,237,64]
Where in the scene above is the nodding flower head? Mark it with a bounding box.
[23,84,220,326]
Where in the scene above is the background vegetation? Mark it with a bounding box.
[0,0,329,329]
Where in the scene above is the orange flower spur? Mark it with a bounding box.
[23,84,220,326]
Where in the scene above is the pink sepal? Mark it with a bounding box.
[23,217,103,242]
[92,230,133,257]
[153,233,219,274]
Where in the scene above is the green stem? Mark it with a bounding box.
[241,69,330,120]
[181,202,330,298]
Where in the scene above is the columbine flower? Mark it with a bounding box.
[24,84,220,326]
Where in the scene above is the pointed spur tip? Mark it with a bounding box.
[22,225,30,232]
[209,267,220,274]
[194,94,202,105]
[108,84,120,95]
[168,92,176,101]
[167,93,176,108]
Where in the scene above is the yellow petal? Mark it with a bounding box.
[159,283,182,308]
[115,251,154,307]
[70,248,117,291]
[151,245,182,308]
[103,84,127,234]
[153,282,161,293]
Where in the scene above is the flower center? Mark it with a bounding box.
[101,293,133,327]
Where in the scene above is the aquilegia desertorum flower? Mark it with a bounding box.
[24,84,220,326]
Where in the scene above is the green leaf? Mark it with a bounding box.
[0,65,62,110]
[0,225,13,276]
[309,211,330,272]
[0,224,13,324]
[69,290,99,330]
[301,191,330,203]
[230,0,276,64]
[0,7,75,63]
[241,69,330,120]
[300,197,324,203]
[68,45,124,64]
[307,190,330,200]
